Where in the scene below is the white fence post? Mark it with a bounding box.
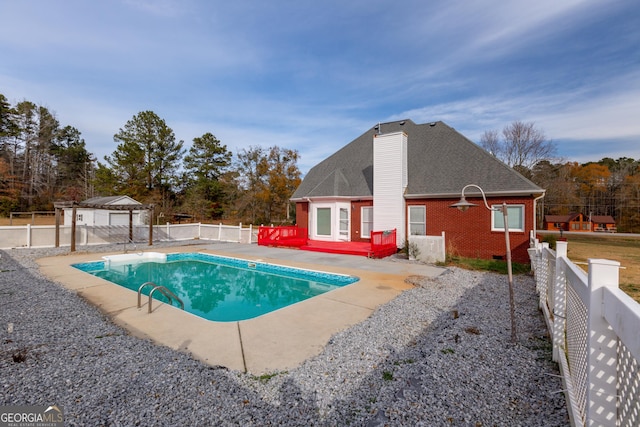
[238,222,242,243]
[218,223,222,241]
[585,258,620,426]
[26,224,32,248]
[543,243,555,308]
[552,241,568,363]
[538,242,550,305]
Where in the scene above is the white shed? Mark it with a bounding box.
[63,196,147,226]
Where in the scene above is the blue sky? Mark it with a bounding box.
[1,0,639,173]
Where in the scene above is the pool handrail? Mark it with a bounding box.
[124,237,138,254]
[137,282,156,308]
[137,281,184,313]
[148,286,184,313]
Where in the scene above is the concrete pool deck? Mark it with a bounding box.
[36,242,445,374]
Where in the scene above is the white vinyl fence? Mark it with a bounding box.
[408,232,446,263]
[0,223,258,249]
[528,240,640,427]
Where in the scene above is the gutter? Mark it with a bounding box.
[290,196,374,202]
[404,190,546,199]
[533,192,546,234]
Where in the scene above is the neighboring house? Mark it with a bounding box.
[590,215,617,232]
[543,213,617,233]
[63,196,146,226]
[544,213,590,232]
[291,120,545,263]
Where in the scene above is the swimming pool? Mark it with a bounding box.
[72,252,359,322]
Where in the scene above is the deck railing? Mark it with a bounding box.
[528,239,640,427]
[257,226,308,247]
[257,226,397,258]
[370,229,397,258]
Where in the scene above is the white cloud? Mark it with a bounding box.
[536,75,640,141]
[121,0,192,17]
[2,0,637,171]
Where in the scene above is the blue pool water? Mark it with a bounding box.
[72,252,359,322]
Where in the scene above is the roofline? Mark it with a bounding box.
[290,196,373,202]
[291,190,545,202]
[404,190,546,199]
[54,201,154,210]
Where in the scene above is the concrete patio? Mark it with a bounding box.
[37,242,444,374]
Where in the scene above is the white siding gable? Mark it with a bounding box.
[373,131,407,246]
[107,196,141,206]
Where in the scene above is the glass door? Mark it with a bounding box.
[339,208,349,240]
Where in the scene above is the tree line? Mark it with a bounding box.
[482,121,640,233]
[2,93,639,231]
[0,94,301,224]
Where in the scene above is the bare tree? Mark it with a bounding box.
[480,129,500,157]
[480,121,556,176]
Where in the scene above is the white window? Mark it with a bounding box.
[361,206,373,238]
[408,206,426,235]
[316,207,331,236]
[491,204,524,232]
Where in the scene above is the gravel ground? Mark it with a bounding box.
[0,243,568,426]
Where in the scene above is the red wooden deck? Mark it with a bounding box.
[300,240,373,257]
[257,226,398,258]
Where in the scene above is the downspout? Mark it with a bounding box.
[304,197,312,239]
[533,192,546,236]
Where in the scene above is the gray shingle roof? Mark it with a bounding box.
[292,120,544,200]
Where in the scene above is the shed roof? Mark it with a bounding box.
[81,196,142,206]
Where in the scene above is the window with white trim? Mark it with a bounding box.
[491,204,524,232]
[316,207,331,236]
[361,206,373,238]
[408,205,426,235]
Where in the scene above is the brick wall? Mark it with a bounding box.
[295,202,308,234]
[297,197,535,263]
[350,200,373,242]
[408,197,535,264]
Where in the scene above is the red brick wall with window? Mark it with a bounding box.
[410,196,535,263]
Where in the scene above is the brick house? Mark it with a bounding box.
[291,120,545,263]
